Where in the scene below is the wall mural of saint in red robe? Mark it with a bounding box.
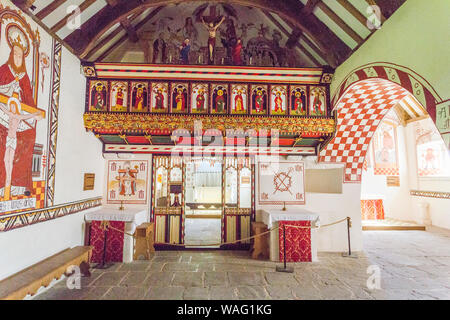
[0,17,46,210]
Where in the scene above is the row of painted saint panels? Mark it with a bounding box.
[87,80,328,116]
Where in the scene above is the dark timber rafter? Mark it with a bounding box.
[64,0,351,65]
[50,0,96,33]
[35,0,67,20]
[262,11,322,67]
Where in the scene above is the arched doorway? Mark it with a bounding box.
[320,76,449,229]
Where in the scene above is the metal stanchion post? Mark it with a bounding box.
[276,224,293,273]
[342,217,358,258]
[94,221,114,269]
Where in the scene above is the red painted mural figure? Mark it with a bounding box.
[134,88,144,111]
[115,87,124,107]
[274,92,283,113]
[196,89,205,111]
[0,35,43,200]
[255,90,264,113]
[234,90,244,112]
[293,91,304,113]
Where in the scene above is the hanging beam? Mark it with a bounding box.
[35,0,67,19]
[50,0,96,33]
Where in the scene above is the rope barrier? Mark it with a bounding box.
[100,216,351,248]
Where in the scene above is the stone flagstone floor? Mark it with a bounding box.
[32,227,450,300]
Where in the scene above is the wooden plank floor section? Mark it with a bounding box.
[362,218,426,231]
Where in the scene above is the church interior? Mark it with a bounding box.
[0,0,449,301]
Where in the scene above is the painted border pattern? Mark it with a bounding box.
[410,190,450,200]
[45,39,62,207]
[0,197,102,232]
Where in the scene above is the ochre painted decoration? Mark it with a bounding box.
[130,81,149,113]
[89,80,108,111]
[361,199,385,220]
[84,112,335,136]
[83,173,95,191]
[107,160,148,205]
[109,81,128,112]
[250,85,268,115]
[0,3,58,218]
[171,83,188,113]
[150,82,168,113]
[258,162,305,205]
[309,86,327,116]
[372,120,399,176]
[191,83,208,114]
[290,85,307,116]
[270,85,288,116]
[231,84,247,115]
[278,220,312,262]
[210,83,228,114]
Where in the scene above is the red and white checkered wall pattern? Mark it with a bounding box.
[319,78,410,183]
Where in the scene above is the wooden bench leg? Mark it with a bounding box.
[80,261,91,277]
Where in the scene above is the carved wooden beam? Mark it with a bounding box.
[36,0,67,19]
[120,18,139,43]
[50,0,96,33]
[96,6,164,61]
[263,11,321,67]
[64,0,351,65]
[302,0,321,15]
[317,1,364,44]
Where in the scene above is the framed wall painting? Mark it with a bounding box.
[290,85,307,116]
[372,120,399,176]
[130,81,149,112]
[171,83,188,114]
[250,85,268,115]
[110,81,128,112]
[210,83,228,114]
[191,83,209,114]
[150,82,169,113]
[270,85,288,116]
[309,86,327,116]
[230,84,248,115]
[107,160,149,204]
[258,162,305,205]
[89,80,108,112]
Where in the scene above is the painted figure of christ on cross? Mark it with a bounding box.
[0,31,45,200]
[201,10,225,65]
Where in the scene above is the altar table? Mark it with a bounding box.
[85,207,148,263]
[260,209,320,262]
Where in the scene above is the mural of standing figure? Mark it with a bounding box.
[201,16,225,64]
[0,31,45,200]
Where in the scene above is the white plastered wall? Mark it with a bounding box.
[255,156,363,252]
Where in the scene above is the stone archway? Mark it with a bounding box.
[319,78,412,183]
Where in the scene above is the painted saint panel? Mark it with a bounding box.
[89,80,108,112]
[290,85,307,116]
[107,160,149,204]
[413,117,450,177]
[250,85,268,115]
[130,81,149,112]
[270,85,288,116]
[150,82,169,113]
[231,84,247,115]
[309,86,326,116]
[258,162,305,205]
[210,84,228,114]
[110,81,128,112]
[0,2,55,215]
[171,83,188,114]
[191,83,208,114]
[372,120,399,176]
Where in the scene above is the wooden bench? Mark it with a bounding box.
[0,246,93,300]
[133,222,155,260]
[250,222,270,260]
